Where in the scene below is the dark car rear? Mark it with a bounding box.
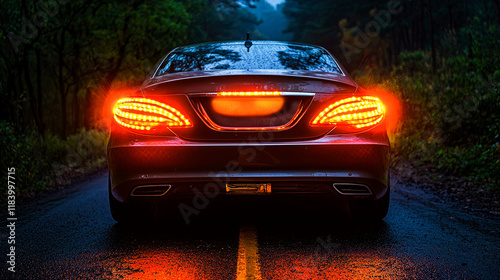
[107,41,390,223]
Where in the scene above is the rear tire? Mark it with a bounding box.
[108,174,173,224]
[108,175,133,223]
[374,186,390,219]
[349,185,390,221]
[108,174,152,224]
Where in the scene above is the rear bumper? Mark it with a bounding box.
[108,132,390,203]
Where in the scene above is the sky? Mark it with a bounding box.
[265,0,285,8]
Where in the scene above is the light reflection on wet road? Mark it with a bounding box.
[2,174,499,279]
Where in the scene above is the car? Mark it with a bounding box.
[107,40,390,223]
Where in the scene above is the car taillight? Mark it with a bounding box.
[311,96,384,132]
[113,98,191,131]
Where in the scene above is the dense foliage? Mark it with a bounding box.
[0,120,108,199]
[388,22,500,188]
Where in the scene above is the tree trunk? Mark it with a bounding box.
[84,88,93,130]
[447,0,454,30]
[61,92,67,137]
[494,0,500,27]
[20,0,43,133]
[35,47,45,135]
[97,14,132,106]
[58,29,67,138]
[465,0,469,19]
[419,0,425,50]
[23,52,43,133]
[402,24,410,51]
[70,39,82,133]
[464,0,474,59]
[427,0,437,73]
[0,51,18,125]
[410,1,416,51]
[392,28,400,66]
[73,89,80,133]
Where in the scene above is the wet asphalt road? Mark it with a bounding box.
[2,173,499,279]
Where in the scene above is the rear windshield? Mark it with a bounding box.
[155,43,342,76]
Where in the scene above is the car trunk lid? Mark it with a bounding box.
[141,72,356,141]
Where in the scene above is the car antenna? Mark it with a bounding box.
[244,32,252,52]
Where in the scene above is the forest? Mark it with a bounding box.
[0,0,499,198]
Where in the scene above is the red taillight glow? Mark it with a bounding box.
[311,96,384,129]
[113,98,191,131]
[212,97,284,116]
[213,91,284,116]
[217,91,282,97]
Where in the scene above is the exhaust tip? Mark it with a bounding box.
[333,183,372,196]
[131,184,171,197]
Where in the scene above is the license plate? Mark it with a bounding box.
[225,183,271,195]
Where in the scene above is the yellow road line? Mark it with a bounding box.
[236,224,262,280]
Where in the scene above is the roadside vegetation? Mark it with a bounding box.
[0,121,108,200]
[356,21,499,192]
